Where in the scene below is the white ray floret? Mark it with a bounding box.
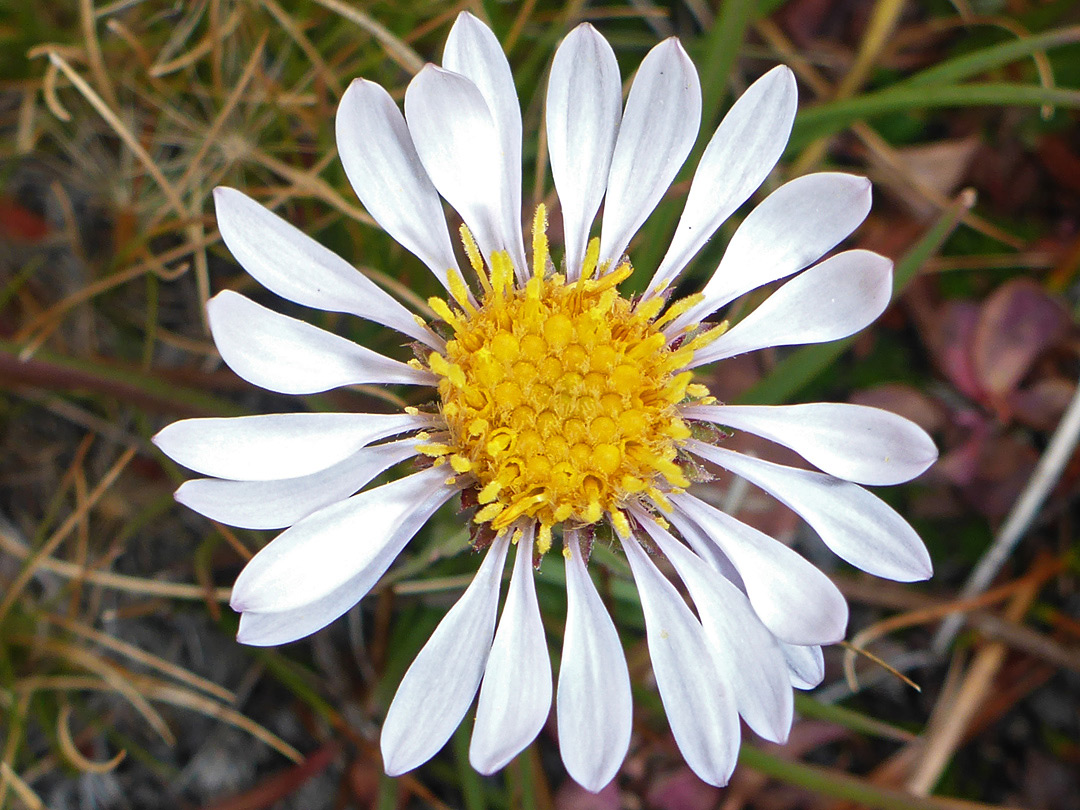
[599,38,701,269]
[666,173,873,334]
[682,402,938,486]
[230,467,459,614]
[207,291,433,394]
[470,525,552,773]
[405,65,509,270]
[669,493,849,646]
[634,509,793,743]
[546,23,621,279]
[622,533,740,787]
[688,441,934,582]
[336,79,459,290]
[443,11,528,276]
[213,187,442,348]
[154,411,427,481]
[646,65,798,297]
[687,250,893,367]
[175,439,419,530]
[782,643,826,690]
[557,531,633,792]
[382,535,510,775]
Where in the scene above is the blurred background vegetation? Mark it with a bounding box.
[1,0,1079,808]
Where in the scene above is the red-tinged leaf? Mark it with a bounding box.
[1008,377,1076,431]
[645,767,721,810]
[933,411,992,488]
[0,196,49,242]
[973,279,1069,404]
[555,779,621,810]
[936,301,984,402]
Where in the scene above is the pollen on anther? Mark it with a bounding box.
[423,212,714,555]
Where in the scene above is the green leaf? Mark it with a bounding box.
[791,83,1080,149]
[900,26,1080,87]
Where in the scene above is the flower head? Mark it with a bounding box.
[154,12,937,792]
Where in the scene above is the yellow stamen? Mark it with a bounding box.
[579,237,601,283]
[460,224,491,295]
[686,321,730,352]
[447,265,478,314]
[610,510,631,539]
[532,204,549,280]
[656,293,705,328]
[428,297,464,331]
[536,523,553,555]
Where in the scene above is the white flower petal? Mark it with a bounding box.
[237,565,383,646]
[175,439,418,529]
[646,66,797,297]
[153,412,426,481]
[405,65,509,271]
[336,79,459,291]
[667,173,872,334]
[557,530,632,793]
[599,38,701,268]
[681,402,937,486]
[688,250,893,368]
[668,511,746,588]
[382,535,510,776]
[546,23,621,279]
[781,643,825,690]
[621,534,739,787]
[669,492,848,646]
[230,466,456,614]
[634,510,793,744]
[212,187,440,349]
[687,440,933,582]
[470,525,552,773]
[207,291,433,394]
[443,12,527,275]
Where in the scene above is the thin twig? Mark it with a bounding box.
[933,380,1080,651]
[0,448,137,624]
[0,518,232,602]
[907,559,1051,794]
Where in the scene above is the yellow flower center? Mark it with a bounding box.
[419,207,718,554]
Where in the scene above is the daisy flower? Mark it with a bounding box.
[154,13,937,791]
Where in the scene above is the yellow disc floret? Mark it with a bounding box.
[420,206,713,552]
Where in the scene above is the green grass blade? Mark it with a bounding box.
[791,83,1080,149]
[900,26,1080,87]
[793,694,916,742]
[738,745,1010,810]
[697,0,759,128]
